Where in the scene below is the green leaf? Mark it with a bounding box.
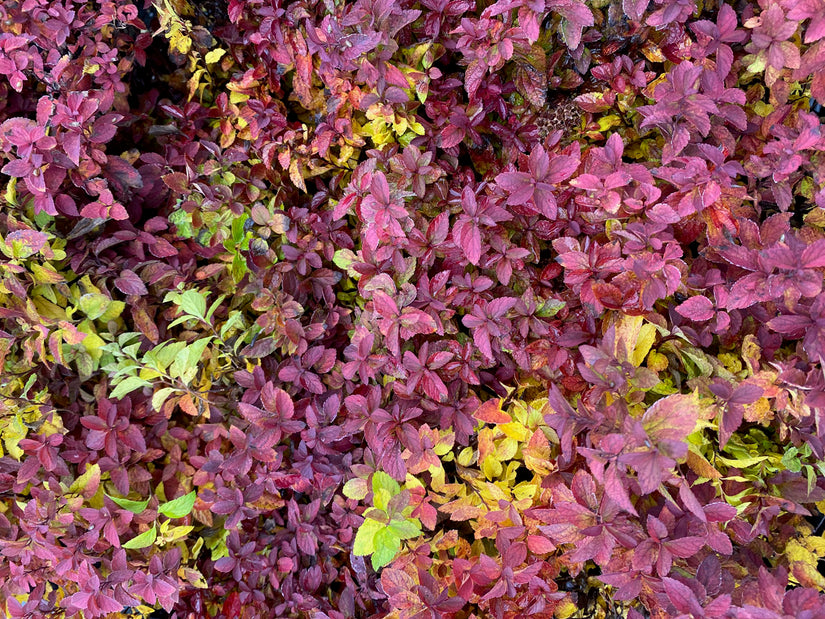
[231,251,247,283]
[371,472,401,513]
[186,337,211,372]
[110,376,152,400]
[716,453,769,468]
[333,249,360,278]
[220,311,246,339]
[177,289,207,319]
[371,526,401,569]
[371,471,400,498]
[78,293,111,320]
[122,523,157,549]
[158,490,197,518]
[168,337,211,385]
[536,298,565,318]
[206,295,227,322]
[108,494,150,514]
[681,348,713,378]
[145,341,186,372]
[230,214,249,246]
[388,517,421,540]
[781,447,802,473]
[169,209,194,238]
[352,518,384,556]
[806,464,817,496]
[152,387,178,411]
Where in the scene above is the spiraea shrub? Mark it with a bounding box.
[2,0,825,617]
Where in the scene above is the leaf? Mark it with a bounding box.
[662,577,704,615]
[152,387,178,411]
[4,230,48,259]
[110,376,152,400]
[205,48,226,64]
[388,517,421,540]
[343,478,369,501]
[163,172,189,193]
[372,471,401,497]
[79,293,112,320]
[177,289,207,319]
[68,463,101,497]
[158,491,197,518]
[527,534,556,554]
[623,0,649,21]
[474,399,511,424]
[352,518,384,556]
[114,269,148,296]
[108,494,150,514]
[642,392,701,444]
[675,296,715,322]
[371,526,401,569]
[122,523,158,549]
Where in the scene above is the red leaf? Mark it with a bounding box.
[114,269,148,296]
[665,535,705,558]
[623,0,649,21]
[675,295,715,321]
[526,534,555,554]
[662,577,704,615]
[768,314,814,336]
[162,172,189,193]
[103,156,143,197]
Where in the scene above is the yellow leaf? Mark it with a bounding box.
[1,414,27,459]
[5,178,17,206]
[647,350,668,372]
[165,525,194,542]
[499,421,530,442]
[597,114,621,132]
[32,296,68,322]
[496,436,519,461]
[229,90,249,104]
[30,263,65,284]
[715,453,769,468]
[179,566,209,588]
[632,323,658,367]
[513,481,538,501]
[482,456,502,480]
[77,322,105,362]
[204,48,226,64]
[457,447,476,467]
[524,429,554,475]
[718,352,743,374]
[139,368,163,381]
[806,535,825,556]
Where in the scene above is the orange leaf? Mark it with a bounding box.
[474,399,511,424]
[524,429,554,475]
[178,393,199,416]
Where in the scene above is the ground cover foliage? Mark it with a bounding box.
[2,0,825,617]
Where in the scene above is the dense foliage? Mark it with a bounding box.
[2,0,825,617]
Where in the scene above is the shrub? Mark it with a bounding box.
[2,0,825,617]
